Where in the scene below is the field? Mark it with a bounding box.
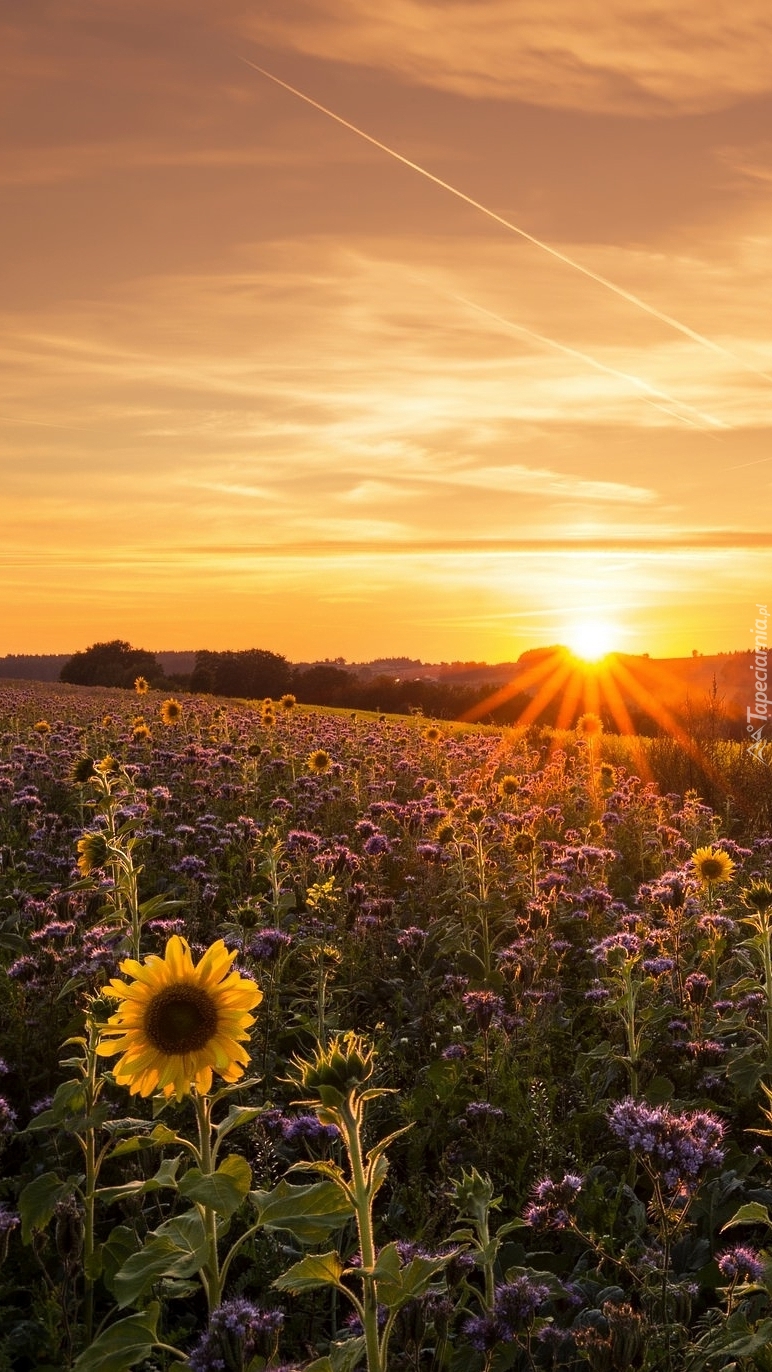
[2,680,772,1372]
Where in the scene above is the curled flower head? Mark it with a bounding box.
[76,830,110,876]
[744,879,772,912]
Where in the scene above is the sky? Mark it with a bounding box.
[2,0,771,662]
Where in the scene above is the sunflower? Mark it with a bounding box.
[95,936,262,1100]
[134,676,149,695]
[77,830,110,875]
[692,846,735,885]
[160,698,183,727]
[577,712,603,738]
[307,748,331,774]
[280,693,296,711]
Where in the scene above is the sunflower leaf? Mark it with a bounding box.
[214,1103,265,1144]
[111,1214,209,1310]
[273,1250,346,1294]
[251,1178,355,1243]
[721,1202,772,1232]
[19,1172,83,1244]
[71,1303,160,1371]
[305,1338,366,1372]
[178,1156,252,1218]
[97,1154,183,1204]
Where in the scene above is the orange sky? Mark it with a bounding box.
[2,0,771,661]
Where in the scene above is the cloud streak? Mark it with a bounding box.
[245,0,772,116]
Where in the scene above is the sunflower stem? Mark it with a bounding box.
[193,1089,222,1314]
[339,1095,382,1372]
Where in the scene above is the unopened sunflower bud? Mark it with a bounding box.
[293,1032,375,1106]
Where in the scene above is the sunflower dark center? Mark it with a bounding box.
[699,859,725,881]
[144,985,218,1054]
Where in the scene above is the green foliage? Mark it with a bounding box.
[59,642,162,690]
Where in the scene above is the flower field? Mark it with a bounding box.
[2,681,772,1371]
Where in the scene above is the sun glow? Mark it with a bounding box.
[565,619,618,662]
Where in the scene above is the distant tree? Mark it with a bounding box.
[292,664,355,706]
[0,654,70,682]
[60,640,163,689]
[189,649,292,699]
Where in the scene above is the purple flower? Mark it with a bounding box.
[248,928,293,962]
[280,1114,339,1144]
[462,990,504,1033]
[363,833,392,857]
[396,926,427,950]
[465,1102,505,1122]
[188,1299,284,1372]
[0,1097,17,1136]
[494,1276,551,1331]
[592,932,642,964]
[717,1246,765,1283]
[642,957,675,976]
[0,1204,19,1234]
[608,1098,725,1191]
[523,1173,583,1230]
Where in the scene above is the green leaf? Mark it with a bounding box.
[25,1078,86,1131]
[97,1154,183,1205]
[306,1338,366,1372]
[101,1226,139,1296]
[150,1123,177,1144]
[112,1210,208,1308]
[366,1123,414,1172]
[288,1158,350,1189]
[721,1202,772,1232]
[215,1103,265,1145]
[370,1241,401,1281]
[178,1155,252,1218]
[71,1304,160,1372]
[370,1150,389,1197]
[273,1250,345,1293]
[712,1317,772,1357]
[155,1207,209,1253]
[19,1172,81,1244]
[371,1244,454,1310]
[252,1178,354,1244]
[108,1136,151,1158]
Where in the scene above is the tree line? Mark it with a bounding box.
[57,640,534,723]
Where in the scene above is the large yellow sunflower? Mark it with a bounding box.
[692,846,735,885]
[95,936,262,1101]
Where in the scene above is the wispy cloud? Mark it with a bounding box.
[244,0,772,115]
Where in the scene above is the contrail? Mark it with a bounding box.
[241,59,772,387]
[428,282,724,429]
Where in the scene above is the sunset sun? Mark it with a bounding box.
[565,619,618,662]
